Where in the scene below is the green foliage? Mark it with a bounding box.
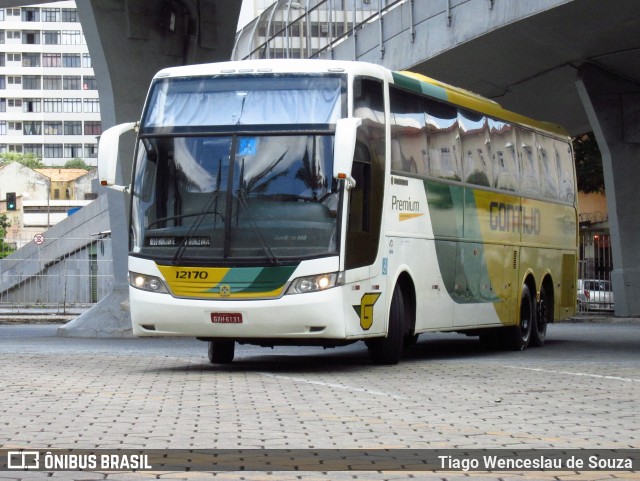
[573,132,605,194]
[0,152,44,169]
[63,158,93,170]
[0,213,13,259]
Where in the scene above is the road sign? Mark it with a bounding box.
[33,233,45,245]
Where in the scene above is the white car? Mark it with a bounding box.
[577,279,614,311]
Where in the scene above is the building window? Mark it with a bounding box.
[64,144,82,158]
[82,53,92,68]
[0,99,5,112]
[54,188,60,199]
[83,76,98,90]
[24,121,42,135]
[7,53,21,62]
[45,144,63,158]
[0,54,4,67]
[43,75,62,90]
[24,144,42,156]
[7,8,20,17]
[0,77,4,89]
[61,30,83,45]
[9,99,22,108]
[84,121,102,136]
[62,8,79,22]
[0,122,6,135]
[43,30,61,45]
[43,53,61,67]
[22,52,40,67]
[7,31,21,40]
[8,144,23,153]
[64,121,81,135]
[42,8,61,22]
[8,76,21,85]
[22,31,40,44]
[44,121,62,135]
[0,31,4,44]
[63,99,82,113]
[23,75,41,89]
[23,99,41,113]
[85,143,98,158]
[83,99,100,113]
[43,99,62,113]
[8,122,22,131]
[22,8,40,22]
[62,53,81,68]
[63,76,81,90]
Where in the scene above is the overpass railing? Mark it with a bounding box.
[233,0,417,61]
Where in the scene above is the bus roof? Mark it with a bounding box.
[152,59,569,138]
[392,70,569,137]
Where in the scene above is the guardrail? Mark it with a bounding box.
[0,234,113,312]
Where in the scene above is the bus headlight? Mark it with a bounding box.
[286,272,343,295]
[129,271,169,294]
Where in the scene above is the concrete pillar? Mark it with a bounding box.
[576,64,640,317]
[58,0,241,336]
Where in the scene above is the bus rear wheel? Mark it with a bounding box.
[505,284,534,351]
[208,340,235,364]
[367,285,405,365]
[531,286,551,347]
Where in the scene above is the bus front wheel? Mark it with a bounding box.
[208,340,235,364]
[367,286,405,365]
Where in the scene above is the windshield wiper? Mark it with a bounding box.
[236,188,280,266]
[173,159,224,263]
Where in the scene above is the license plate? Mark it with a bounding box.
[210,312,243,324]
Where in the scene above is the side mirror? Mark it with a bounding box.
[98,122,137,189]
[333,117,362,188]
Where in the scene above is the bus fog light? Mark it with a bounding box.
[287,272,343,295]
[129,271,168,293]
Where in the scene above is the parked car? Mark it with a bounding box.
[577,279,615,311]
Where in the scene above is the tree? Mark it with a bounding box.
[63,158,93,170]
[0,152,44,169]
[0,213,13,259]
[573,132,605,194]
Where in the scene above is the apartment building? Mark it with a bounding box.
[0,1,101,166]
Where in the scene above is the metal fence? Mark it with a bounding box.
[0,234,113,312]
[578,231,614,314]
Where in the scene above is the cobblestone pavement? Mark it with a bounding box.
[0,321,638,480]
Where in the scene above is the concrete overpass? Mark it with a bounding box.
[1,0,638,321]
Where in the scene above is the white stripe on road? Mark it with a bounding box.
[258,372,409,400]
[502,365,639,383]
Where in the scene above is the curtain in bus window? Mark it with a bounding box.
[489,119,519,191]
[389,87,427,175]
[458,109,491,187]
[537,133,559,200]
[144,77,343,127]
[518,128,540,197]
[425,98,461,181]
[556,139,575,203]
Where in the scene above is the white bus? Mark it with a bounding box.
[99,59,578,365]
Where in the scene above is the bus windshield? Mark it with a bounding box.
[130,134,339,264]
[142,75,345,128]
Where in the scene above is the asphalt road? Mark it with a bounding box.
[0,320,638,481]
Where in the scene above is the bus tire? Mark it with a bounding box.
[208,340,235,364]
[505,284,534,351]
[368,285,405,365]
[531,286,551,347]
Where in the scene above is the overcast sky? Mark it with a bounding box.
[237,0,255,30]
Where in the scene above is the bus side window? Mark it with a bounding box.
[349,143,371,233]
